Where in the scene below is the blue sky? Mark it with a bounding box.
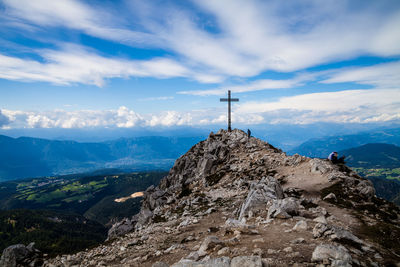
[0,0,399,130]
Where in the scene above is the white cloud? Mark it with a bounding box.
[0,45,191,86]
[2,107,145,129]
[321,60,400,88]
[237,88,400,124]
[179,72,316,96]
[3,0,400,83]
[157,0,400,77]
[2,87,400,130]
[2,0,160,47]
[147,111,192,127]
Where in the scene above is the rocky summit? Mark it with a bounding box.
[40,129,399,267]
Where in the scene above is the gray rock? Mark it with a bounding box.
[267,197,299,219]
[313,216,327,224]
[311,243,352,267]
[231,256,262,267]
[292,220,307,231]
[283,247,293,253]
[323,193,337,201]
[290,238,305,244]
[152,262,169,267]
[0,243,42,267]
[310,158,332,174]
[356,180,375,200]
[198,236,224,256]
[172,257,230,267]
[107,216,137,240]
[135,207,153,229]
[186,252,200,261]
[313,223,364,247]
[239,176,284,219]
[217,247,230,255]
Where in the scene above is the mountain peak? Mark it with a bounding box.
[43,130,400,267]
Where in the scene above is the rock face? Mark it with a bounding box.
[41,129,400,267]
[0,243,42,267]
[238,176,283,219]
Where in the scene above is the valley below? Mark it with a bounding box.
[0,171,166,256]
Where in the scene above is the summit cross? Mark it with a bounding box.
[220,90,239,132]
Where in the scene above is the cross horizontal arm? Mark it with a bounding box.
[220,98,239,102]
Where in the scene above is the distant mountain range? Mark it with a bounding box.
[0,135,204,181]
[339,143,400,169]
[289,128,400,158]
[2,127,400,181]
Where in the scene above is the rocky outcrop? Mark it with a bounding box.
[0,243,42,267]
[131,129,281,231]
[107,216,138,241]
[238,176,283,219]
[42,129,400,267]
[313,223,364,248]
[267,197,300,219]
[311,243,352,267]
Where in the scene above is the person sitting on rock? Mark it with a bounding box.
[328,151,345,164]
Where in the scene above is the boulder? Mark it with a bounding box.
[267,197,299,219]
[292,220,308,231]
[231,256,262,267]
[323,193,337,202]
[313,216,327,224]
[108,217,135,240]
[171,257,230,267]
[313,223,364,247]
[239,176,284,219]
[311,243,352,267]
[310,158,332,174]
[356,180,375,200]
[198,236,225,257]
[135,208,153,229]
[0,243,42,267]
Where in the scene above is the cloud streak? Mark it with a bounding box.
[179,73,316,96]
[320,60,400,88]
[237,88,400,124]
[2,0,400,84]
[2,0,160,47]
[0,45,191,86]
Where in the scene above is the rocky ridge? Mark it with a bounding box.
[42,129,400,267]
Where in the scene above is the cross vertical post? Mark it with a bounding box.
[220,90,239,132]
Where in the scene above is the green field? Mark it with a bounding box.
[0,171,167,256]
[353,167,400,181]
[0,171,167,225]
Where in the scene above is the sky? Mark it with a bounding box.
[0,0,399,132]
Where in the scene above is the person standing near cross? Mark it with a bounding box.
[220,90,239,132]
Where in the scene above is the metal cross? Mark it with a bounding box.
[220,90,239,132]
